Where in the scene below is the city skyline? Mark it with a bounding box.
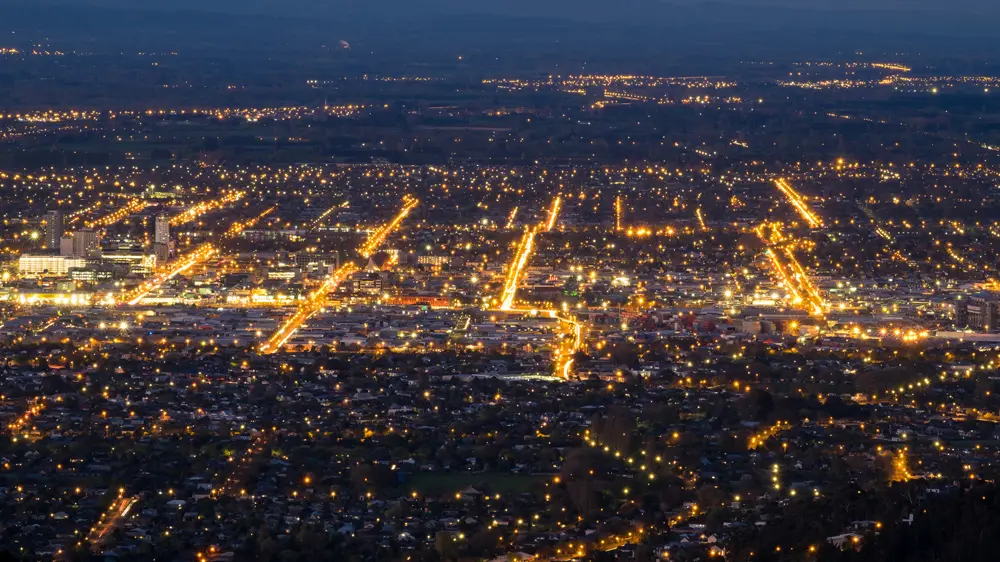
[1,4,1000,562]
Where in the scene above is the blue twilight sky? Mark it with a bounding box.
[27,0,1000,16]
[12,0,1000,42]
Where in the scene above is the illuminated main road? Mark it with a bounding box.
[261,197,418,353]
[543,194,562,232]
[359,196,418,258]
[258,262,358,354]
[498,227,537,311]
[553,313,584,379]
[121,206,275,305]
[87,492,140,552]
[124,244,218,305]
[170,190,244,227]
[774,178,822,228]
[86,197,150,231]
[495,195,582,378]
[696,206,708,231]
[505,206,519,230]
[755,222,827,316]
[310,200,349,229]
[498,194,562,311]
[615,195,623,232]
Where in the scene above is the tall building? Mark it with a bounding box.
[154,214,170,245]
[153,214,171,262]
[964,296,1000,331]
[59,236,74,257]
[72,229,100,258]
[44,210,64,249]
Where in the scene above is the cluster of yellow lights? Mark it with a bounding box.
[748,421,791,450]
[223,205,276,237]
[615,195,624,232]
[263,197,418,353]
[309,200,349,229]
[124,206,275,306]
[497,194,563,310]
[553,315,584,379]
[17,293,92,306]
[695,207,708,231]
[890,449,913,482]
[7,397,45,435]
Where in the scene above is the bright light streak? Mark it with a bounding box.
[782,247,826,315]
[763,248,804,304]
[310,200,349,229]
[171,191,244,227]
[265,196,414,354]
[360,196,418,258]
[615,195,623,232]
[554,314,584,379]
[543,195,562,232]
[88,495,140,551]
[87,198,150,231]
[773,179,822,228]
[125,244,217,305]
[499,227,537,311]
[260,262,358,354]
[755,222,826,316]
[223,206,276,237]
[695,207,707,231]
[505,206,519,230]
[121,207,274,306]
